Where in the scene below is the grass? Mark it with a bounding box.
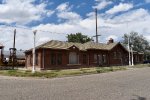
[130,64,150,68]
[96,66,127,73]
[0,70,58,78]
[0,64,149,78]
[0,66,127,78]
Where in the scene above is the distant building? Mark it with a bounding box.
[3,50,25,66]
[25,38,144,70]
[16,50,25,66]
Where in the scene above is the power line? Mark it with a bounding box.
[0,24,109,36]
[0,24,67,35]
[0,24,119,39]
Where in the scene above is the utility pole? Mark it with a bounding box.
[32,30,37,73]
[95,8,98,43]
[94,8,101,66]
[92,8,101,43]
[12,29,16,69]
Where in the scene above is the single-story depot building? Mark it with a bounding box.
[25,38,144,70]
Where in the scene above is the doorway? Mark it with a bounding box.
[69,52,78,64]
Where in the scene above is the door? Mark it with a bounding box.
[69,52,78,64]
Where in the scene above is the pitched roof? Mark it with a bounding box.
[84,42,118,50]
[25,40,125,52]
[37,40,85,50]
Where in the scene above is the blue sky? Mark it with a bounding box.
[0,0,150,50]
[23,0,150,26]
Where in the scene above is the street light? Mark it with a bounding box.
[126,21,131,66]
[32,30,37,73]
[128,35,131,66]
[131,45,134,66]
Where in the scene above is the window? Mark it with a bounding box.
[51,53,56,65]
[35,53,38,65]
[83,54,87,64]
[57,53,62,65]
[137,56,139,62]
[103,54,106,63]
[51,52,62,65]
[94,54,97,62]
[113,52,117,59]
[118,52,121,59]
[30,55,32,65]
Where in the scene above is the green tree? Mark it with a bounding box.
[122,32,150,60]
[67,33,92,43]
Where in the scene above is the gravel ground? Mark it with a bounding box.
[0,67,150,100]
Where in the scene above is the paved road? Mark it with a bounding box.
[1,67,150,100]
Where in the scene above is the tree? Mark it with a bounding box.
[67,33,92,43]
[122,32,150,60]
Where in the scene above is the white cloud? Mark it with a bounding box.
[46,11,55,17]
[146,36,150,42]
[56,2,81,23]
[145,0,150,3]
[0,3,150,51]
[76,3,86,8]
[106,3,133,14]
[106,8,149,24]
[0,0,54,24]
[93,0,112,10]
[56,2,71,12]
[104,8,150,42]
[57,12,81,22]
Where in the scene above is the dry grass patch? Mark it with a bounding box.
[0,66,128,78]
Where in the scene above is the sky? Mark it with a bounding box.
[0,0,150,50]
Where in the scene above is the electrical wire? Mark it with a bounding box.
[0,24,67,35]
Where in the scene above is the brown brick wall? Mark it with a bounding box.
[25,44,143,70]
[25,50,42,70]
[41,49,68,69]
[87,50,109,66]
[108,44,128,66]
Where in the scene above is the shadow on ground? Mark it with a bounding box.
[131,95,146,100]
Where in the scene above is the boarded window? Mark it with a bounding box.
[94,54,97,62]
[51,52,62,65]
[57,53,62,65]
[113,52,117,59]
[51,53,56,65]
[83,54,87,64]
[118,52,121,59]
[103,54,106,63]
[137,56,139,62]
[30,55,32,65]
[69,52,78,64]
[35,53,38,65]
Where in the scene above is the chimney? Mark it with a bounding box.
[107,38,114,44]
